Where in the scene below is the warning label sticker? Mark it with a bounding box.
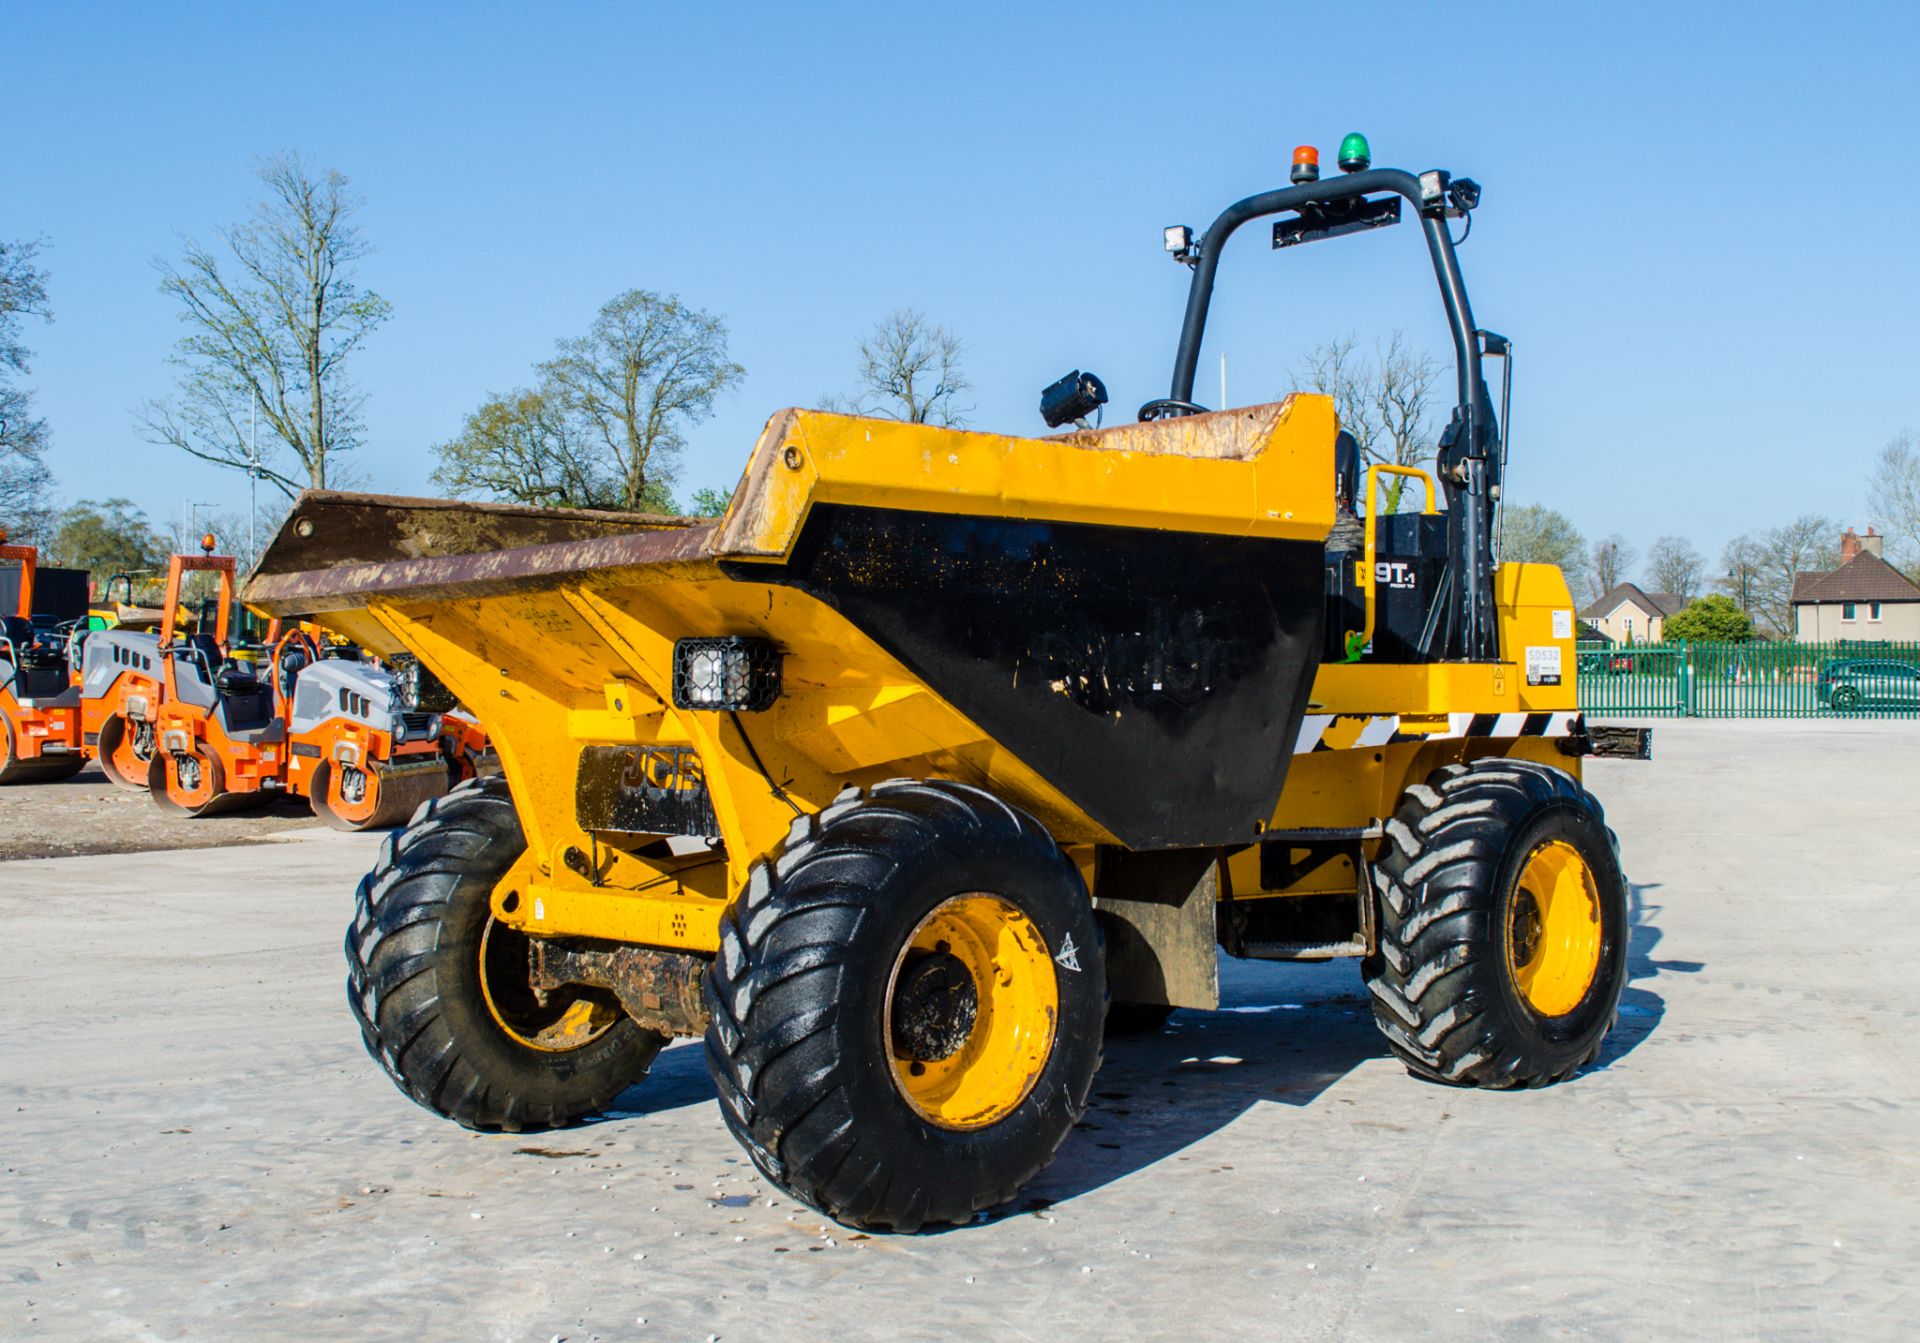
[1552,608,1573,640]
[1526,645,1563,686]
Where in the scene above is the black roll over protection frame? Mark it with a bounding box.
[1155,168,1507,663]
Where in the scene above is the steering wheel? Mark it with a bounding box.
[1137,399,1210,422]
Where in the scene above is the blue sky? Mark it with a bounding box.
[7,2,1918,573]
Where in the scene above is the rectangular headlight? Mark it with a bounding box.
[672,636,782,712]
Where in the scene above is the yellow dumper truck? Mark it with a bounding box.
[246,143,1643,1231]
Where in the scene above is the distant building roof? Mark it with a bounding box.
[1791,550,1920,605]
[1579,582,1690,621]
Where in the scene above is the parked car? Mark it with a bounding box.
[1818,659,1920,711]
[1576,648,1641,677]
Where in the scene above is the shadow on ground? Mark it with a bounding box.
[587,885,1690,1209]
[1029,880,1690,1211]
[1594,881,1700,1068]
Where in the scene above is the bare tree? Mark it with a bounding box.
[139,154,392,497]
[163,500,288,579]
[1718,533,1766,615]
[1867,428,1920,575]
[837,308,972,427]
[1645,535,1705,599]
[1590,534,1638,595]
[1750,514,1837,638]
[0,237,56,540]
[540,290,743,511]
[1294,331,1440,511]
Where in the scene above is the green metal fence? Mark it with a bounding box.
[1577,641,1920,718]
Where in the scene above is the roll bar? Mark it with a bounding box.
[1165,167,1503,660]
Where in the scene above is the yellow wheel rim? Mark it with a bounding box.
[478,918,619,1052]
[1506,840,1603,1017]
[885,894,1058,1131]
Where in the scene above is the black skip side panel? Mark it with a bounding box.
[728,505,1325,850]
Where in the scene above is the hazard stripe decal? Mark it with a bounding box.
[1292,710,1578,755]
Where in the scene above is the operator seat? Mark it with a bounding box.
[187,633,225,677]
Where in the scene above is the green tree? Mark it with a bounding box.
[48,499,165,589]
[433,292,741,514]
[1663,594,1755,642]
[140,154,392,496]
[1500,503,1591,600]
[687,486,732,517]
[432,388,612,509]
[0,237,56,540]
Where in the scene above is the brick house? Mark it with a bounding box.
[1579,583,1689,645]
[1791,527,1920,642]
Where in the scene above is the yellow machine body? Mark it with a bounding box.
[246,396,1583,980]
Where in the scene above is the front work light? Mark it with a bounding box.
[1039,369,1109,429]
[1163,224,1194,259]
[1337,132,1371,173]
[1290,145,1320,184]
[673,636,782,712]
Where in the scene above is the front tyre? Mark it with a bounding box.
[346,775,664,1130]
[705,780,1105,1232]
[1364,758,1628,1088]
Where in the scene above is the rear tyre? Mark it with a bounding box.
[0,716,85,784]
[345,775,664,1130]
[705,780,1105,1232]
[1830,686,1860,713]
[1363,757,1628,1088]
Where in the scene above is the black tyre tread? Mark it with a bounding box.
[1366,757,1623,1089]
[705,779,1101,1232]
[345,774,654,1132]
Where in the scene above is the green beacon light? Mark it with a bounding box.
[1337,132,1372,173]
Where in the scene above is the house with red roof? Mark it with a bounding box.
[1791,528,1920,642]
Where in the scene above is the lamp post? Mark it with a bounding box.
[248,391,258,564]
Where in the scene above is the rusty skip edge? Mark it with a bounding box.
[241,500,724,617]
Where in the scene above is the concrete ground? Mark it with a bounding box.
[4,720,1917,1341]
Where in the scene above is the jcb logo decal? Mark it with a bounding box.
[618,746,705,798]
